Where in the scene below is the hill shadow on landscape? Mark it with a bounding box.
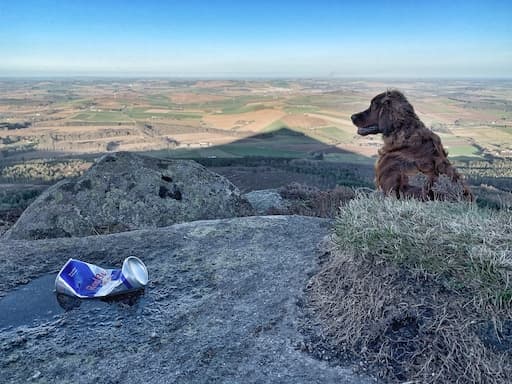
[140,127,376,192]
[0,126,377,231]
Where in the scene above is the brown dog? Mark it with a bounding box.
[351,90,473,200]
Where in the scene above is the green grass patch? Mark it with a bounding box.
[158,144,304,159]
[215,144,304,158]
[146,94,171,107]
[495,125,512,136]
[446,144,481,158]
[182,95,267,113]
[323,152,375,165]
[147,147,240,159]
[220,103,270,114]
[0,188,42,212]
[283,105,321,114]
[156,148,203,158]
[125,109,202,120]
[269,80,291,88]
[71,111,132,123]
[314,126,351,142]
[263,119,288,132]
[286,94,352,109]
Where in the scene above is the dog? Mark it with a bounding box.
[351,90,473,200]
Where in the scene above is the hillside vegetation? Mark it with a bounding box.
[308,195,512,383]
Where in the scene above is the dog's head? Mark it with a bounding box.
[351,90,415,136]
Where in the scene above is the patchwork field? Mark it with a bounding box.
[1,79,511,163]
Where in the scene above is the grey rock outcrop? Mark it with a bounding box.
[3,152,253,240]
[0,215,370,384]
[244,189,291,214]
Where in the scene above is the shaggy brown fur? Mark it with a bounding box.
[351,90,473,200]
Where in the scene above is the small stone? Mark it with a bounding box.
[31,371,41,379]
[6,354,20,363]
[10,336,26,347]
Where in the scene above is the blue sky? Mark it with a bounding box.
[1,0,511,77]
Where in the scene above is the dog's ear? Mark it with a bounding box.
[378,98,395,136]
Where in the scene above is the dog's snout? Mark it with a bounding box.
[351,114,357,123]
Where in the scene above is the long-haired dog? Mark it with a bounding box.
[351,90,473,200]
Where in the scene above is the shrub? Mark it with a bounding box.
[274,182,355,218]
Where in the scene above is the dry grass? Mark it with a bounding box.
[273,182,355,218]
[307,194,512,383]
[408,173,472,201]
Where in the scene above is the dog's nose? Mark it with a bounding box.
[350,114,357,123]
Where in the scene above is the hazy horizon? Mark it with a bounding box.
[2,0,511,78]
[2,75,512,80]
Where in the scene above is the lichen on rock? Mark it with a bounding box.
[3,152,253,240]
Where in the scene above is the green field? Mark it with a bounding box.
[146,94,172,107]
[161,144,304,158]
[264,119,288,132]
[72,109,202,122]
[72,111,132,123]
[313,126,351,142]
[2,78,511,172]
[220,103,270,114]
[324,152,375,164]
[287,94,359,109]
[216,144,303,157]
[446,144,481,158]
[125,108,202,120]
[283,105,321,114]
[182,95,267,114]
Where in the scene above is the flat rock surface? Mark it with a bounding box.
[3,152,252,240]
[0,215,372,384]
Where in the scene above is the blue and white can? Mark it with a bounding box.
[55,256,149,298]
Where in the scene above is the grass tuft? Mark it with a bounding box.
[307,194,512,383]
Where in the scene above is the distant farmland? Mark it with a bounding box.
[0,78,511,160]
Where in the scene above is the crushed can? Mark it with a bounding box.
[55,256,149,298]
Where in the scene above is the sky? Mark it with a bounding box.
[0,0,511,78]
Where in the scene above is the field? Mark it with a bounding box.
[1,78,511,162]
[1,78,512,225]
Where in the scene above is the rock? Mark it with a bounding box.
[0,216,370,384]
[243,189,290,214]
[245,184,357,219]
[3,152,253,240]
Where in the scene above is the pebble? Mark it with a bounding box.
[31,370,41,379]
[6,354,20,363]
